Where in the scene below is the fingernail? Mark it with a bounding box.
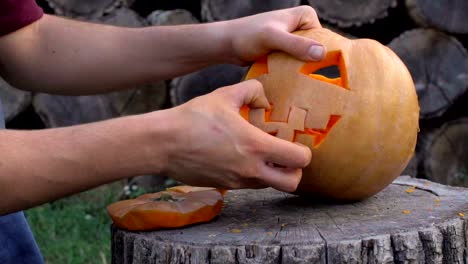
[308,45,325,60]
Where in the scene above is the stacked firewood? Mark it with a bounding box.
[1,0,466,187]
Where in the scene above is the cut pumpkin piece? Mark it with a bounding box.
[167,185,228,196]
[107,188,224,231]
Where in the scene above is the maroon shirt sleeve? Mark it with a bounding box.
[0,0,43,36]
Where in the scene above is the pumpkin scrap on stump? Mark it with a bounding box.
[107,186,224,231]
[242,28,420,201]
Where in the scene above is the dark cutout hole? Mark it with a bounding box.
[312,65,341,79]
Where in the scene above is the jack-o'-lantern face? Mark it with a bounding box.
[242,28,419,201]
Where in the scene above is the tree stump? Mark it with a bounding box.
[307,0,397,27]
[201,0,300,22]
[405,0,468,34]
[111,176,468,264]
[388,29,468,119]
[421,118,468,187]
[170,64,247,106]
[0,77,32,122]
[45,0,123,19]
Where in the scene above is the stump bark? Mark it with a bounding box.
[388,29,468,119]
[0,77,32,122]
[111,176,468,264]
[422,118,468,187]
[201,0,300,22]
[307,0,397,27]
[406,0,468,34]
[45,0,123,18]
[170,64,247,106]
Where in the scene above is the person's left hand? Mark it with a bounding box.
[222,6,325,65]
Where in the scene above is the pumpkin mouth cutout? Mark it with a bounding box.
[242,50,348,148]
[242,105,341,148]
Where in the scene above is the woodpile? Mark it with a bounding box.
[1,1,466,188]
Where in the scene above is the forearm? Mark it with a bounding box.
[0,14,232,95]
[0,111,174,214]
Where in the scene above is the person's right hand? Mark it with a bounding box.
[160,80,312,192]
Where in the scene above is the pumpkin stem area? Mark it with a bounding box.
[152,193,183,202]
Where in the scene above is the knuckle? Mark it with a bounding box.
[297,5,317,17]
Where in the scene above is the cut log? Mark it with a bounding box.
[170,64,248,106]
[108,82,167,117]
[406,0,468,34]
[0,77,32,122]
[147,9,199,26]
[307,0,397,27]
[201,0,300,22]
[33,94,115,127]
[402,154,419,178]
[388,29,468,119]
[45,0,122,18]
[111,176,468,264]
[422,118,468,187]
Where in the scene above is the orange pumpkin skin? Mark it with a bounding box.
[244,28,419,201]
[167,185,228,196]
[107,189,223,231]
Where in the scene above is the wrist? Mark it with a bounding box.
[137,108,184,175]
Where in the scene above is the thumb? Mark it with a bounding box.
[270,30,326,61]
[225,79,270,109]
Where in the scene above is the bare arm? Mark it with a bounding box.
[0,7,322,214]
[0,81,310,215]
[0,14,231,95]
[0,6,323,95]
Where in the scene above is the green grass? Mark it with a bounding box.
[25,182,124,264]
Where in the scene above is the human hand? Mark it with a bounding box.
[162,80,311,192]
[223,6,325,65]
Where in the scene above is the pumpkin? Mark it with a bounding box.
[242,28,419,201]
[167,185,228,196]
[107,187,223,231]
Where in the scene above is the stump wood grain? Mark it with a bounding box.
[112,176,468,263]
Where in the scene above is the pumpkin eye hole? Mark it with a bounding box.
[312,65,340,79]
[300,50,349,90]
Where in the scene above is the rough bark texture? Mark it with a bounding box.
[201,0,300,22]
[406,0,468,34]
[111,176,468,263]
[422,118,468,188]
[307,0,397,27]
[0,77,32,122]
[170,64,247,106]
[388,29,468,119]
[147,9,199,26]
[45,0,123,18]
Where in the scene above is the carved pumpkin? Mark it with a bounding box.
[107,187,223,231]
[242,28,419,201]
